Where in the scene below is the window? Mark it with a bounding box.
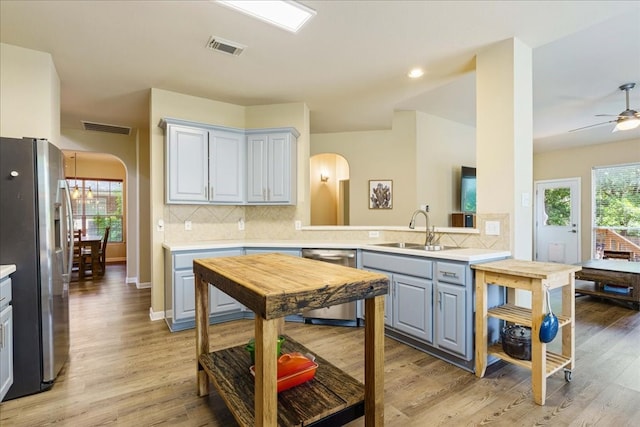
[592,163,640,260]
[68,178,124,243]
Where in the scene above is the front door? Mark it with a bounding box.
[534,178,581,264]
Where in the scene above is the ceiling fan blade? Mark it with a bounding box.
[594,114,618,117]
[568,120,616,133]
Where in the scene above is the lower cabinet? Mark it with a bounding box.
[165,248,245,332]
[0,276,13,402]
[362,251,480,371]
[362,252,434,344]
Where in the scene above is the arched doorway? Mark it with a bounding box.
[310,153,350,225]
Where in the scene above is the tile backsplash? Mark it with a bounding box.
[163,205,510,251]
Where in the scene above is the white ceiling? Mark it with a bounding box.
[1,1,639,152]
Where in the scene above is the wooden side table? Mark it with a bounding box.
[473,259,580,405]
[193,253,389,426]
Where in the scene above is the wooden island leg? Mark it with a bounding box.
[195,275,210,396]
[531,280,546,405]
[364,295,385,426]
[474,270,488,378]
[255,316,279,427]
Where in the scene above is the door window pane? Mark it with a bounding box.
[544,187,571,226]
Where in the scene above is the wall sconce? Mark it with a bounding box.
[320,173,329,183]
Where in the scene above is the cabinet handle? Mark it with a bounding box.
[210,185,214,201]
[0,297,5,302]
[0,323,3,349]
[205,185,209,200]
[438,291,442,310]
[442,271,458,278]
[262,188,267,201]
[267,188,271,201]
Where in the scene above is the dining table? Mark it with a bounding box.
[79,234,102,279]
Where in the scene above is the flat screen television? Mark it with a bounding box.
[460,166,476,213]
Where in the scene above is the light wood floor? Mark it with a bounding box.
[1,263,639,426]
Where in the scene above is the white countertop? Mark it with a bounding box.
[0,264,16,279]
[162,240,510,263]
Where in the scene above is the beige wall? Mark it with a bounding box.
[310,153,339,225]
[149,88,310,315]
[0,43,60,144]
[533,137,640,261]
[311,111,477,227]
[415,112,476,226]
[311,111,417,226]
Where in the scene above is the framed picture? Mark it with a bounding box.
[369,180,393,209]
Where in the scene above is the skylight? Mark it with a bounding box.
[216,1,316,33]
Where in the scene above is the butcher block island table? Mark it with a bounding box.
[473,259,581,406]
[193,253,389,426]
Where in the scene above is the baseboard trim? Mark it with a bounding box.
[126,276,137,284]
[137,281,151,289]
[149,307,165,321]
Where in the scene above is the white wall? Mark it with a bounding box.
[0,43,60,144]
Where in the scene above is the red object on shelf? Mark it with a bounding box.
[250,352,318,393]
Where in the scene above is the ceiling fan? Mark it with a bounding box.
[569,83,640,133]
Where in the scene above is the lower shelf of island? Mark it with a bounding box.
[198,334,365,427]
[488,343,572,377]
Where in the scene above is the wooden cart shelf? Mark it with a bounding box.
[487,304,571,328]
[473,259,581,406]
[487,344,572,376]
[198,335,365,427]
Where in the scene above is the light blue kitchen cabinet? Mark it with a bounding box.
[0,275,13,402]
[394,274,433,343]
[362,251,433,343]
[165,123,209,203]
[165,248,245,332]
[162,118,245,204]
[244,248,301,257]
[434,261,470,357]
[246,129,298,204]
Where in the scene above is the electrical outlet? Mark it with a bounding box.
[369,231,380,238]
[295,220,302,230]
[238,218,245,231]
[184,220,192,231]
[157,219,164,232]
[485,221,500,236]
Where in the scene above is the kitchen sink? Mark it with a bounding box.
[374,242,457,251]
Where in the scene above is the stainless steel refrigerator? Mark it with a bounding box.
[0,137,72,400]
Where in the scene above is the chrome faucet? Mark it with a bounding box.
[409,209,436,246]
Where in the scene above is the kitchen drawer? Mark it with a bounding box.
[0,277,11,309]
[174,249,243,270]
[362,251,432,279]
[436,262,466,286]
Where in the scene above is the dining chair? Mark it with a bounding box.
[72,230,85,278]
[82,226,110,276]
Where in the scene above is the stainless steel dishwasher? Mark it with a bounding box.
[301,248,358,324]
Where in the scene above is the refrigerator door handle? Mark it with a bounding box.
[59,179,74,281]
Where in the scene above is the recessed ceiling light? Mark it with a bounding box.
[408,68,424,79]
[216,1,316,33]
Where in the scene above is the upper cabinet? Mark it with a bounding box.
[246,130,298,204]
[161,118,297,205]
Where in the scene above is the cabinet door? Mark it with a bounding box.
[167,125,209,203]
[210,288,243,315]
[246,134,268,202]
[267,133,291,203]
[0,305,13,402]
[210,130,245,203]
[436,282,466,355]
[174,270,197,321]
[394,274,433,342]
[364,268,393,326]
